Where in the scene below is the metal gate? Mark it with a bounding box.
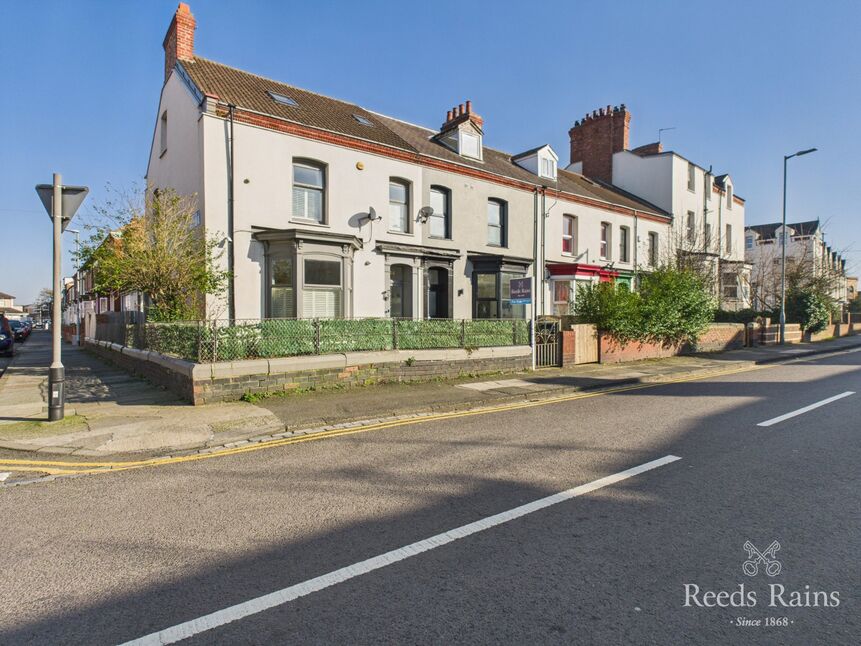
[535,318,560,367]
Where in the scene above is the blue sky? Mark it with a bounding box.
[1,0,858,304]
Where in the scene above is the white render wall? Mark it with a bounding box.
[147,77,674,320]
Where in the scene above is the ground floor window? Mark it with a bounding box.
[270,257,295,318]
[474,271,527,319]
[259,230,359,319]
[303,258,342,318]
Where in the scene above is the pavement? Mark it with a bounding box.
[0,339,858,644]
[1,330,860,466]
[0,332,283,457]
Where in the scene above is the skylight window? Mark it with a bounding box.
[267,90,298,107]
[352,114,374,126]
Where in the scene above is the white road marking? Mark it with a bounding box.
[0,472,10,482]
[757,391,855,427]
[120,454,681,645]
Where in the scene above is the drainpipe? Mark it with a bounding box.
[227,104,236,323]
[633,213,639,285]
[531,188,538,370]
[540,189,547,315]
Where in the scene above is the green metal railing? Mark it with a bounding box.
[125,318,530,363]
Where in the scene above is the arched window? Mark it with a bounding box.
[487,199,506,246]
[429,186,450,239]
[389,179,410,233]
[293,159,326,223]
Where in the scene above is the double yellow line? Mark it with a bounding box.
[0,361,772,480]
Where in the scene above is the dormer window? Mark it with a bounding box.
[460,131,481,159]
[512,144,559,180]
[437,101,484,160]
[540,157,557,180]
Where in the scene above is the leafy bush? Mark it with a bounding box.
[785,289,831,333]
[575,268,715,345]
[638,268,715,345]
[574,281,643,344]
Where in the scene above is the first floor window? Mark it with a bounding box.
[600,223,611,260]
[389,180,410,233]
[725,224,733,254]
[619,226,630,262]
[648,232,659,266]
[429,187,450,239]
[293,161,325,222]
[270,257,295,318]
[563,215,576,255]
[686,211,696,244]
[487,199,506,246]
[705,223,712,251]
[303,258,342,318]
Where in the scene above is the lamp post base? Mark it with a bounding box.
[48,365,65,422]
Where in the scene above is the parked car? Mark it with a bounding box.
[8,319,28,342]
[0,316,14,357]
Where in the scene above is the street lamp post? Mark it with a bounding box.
[35,175,89,422]
[779,148,817,345]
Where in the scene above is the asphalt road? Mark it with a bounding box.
[1,348,859,645]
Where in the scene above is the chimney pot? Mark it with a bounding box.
[446,110,452,121]
[466,100,472,113]
[458,103,464,116]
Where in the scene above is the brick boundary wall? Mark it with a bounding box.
[804,321,858,342]
[598,323,746,364]
[83,338,530,405]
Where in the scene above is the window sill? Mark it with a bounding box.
[428,235,452,241]
[386,230,414,237]
[290,218,329,228]
[486,243,507,249]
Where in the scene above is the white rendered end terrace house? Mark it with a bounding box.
[568,105,751,310]
[147,4,671,322]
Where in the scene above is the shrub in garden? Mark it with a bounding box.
[784,289,831,333]
[575,268,715,346]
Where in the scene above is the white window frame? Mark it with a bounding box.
[487,199,506,247]
[687,162,695,191]
[619,226,630,263]
[600,222,611,260]
[292,160,326,223]
[388,179,410,233]
[429,186,451,239]
[562,215,576,256]
[648,232,659,266]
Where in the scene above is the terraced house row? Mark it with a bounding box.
[146,3,751,322]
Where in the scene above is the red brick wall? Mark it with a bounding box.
[598,324,745,364]
[568,105,630,183]
[163,3,195,82]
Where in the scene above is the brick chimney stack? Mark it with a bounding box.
[163,3,196,84]
[441,99,484,132]
[568,104,630,184]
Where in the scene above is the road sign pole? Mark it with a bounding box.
[48,173,65,421]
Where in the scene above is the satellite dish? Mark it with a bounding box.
[368,206,379,221]
[418,206,434,222]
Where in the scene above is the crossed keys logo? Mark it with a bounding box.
[743,540,782,577]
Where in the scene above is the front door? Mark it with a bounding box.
[427,267,449,318]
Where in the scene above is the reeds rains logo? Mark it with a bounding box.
[683,541,841,609]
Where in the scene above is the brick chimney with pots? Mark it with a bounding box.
[163,3,196,83]
[568,104,630,184]
[440,100,484,133]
